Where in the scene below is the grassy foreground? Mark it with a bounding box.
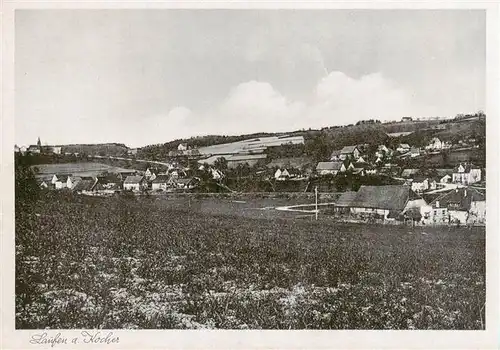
[16,194,485,329]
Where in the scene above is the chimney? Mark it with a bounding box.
[464,189,467,197]
[435,201,440,208]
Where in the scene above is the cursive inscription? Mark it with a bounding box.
[30,331,119,347]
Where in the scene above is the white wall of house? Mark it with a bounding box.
[55,181,67,189]
[319,169,338,176]
[421,205,448,225]
[124,183,141,191]
[152,183,168,191]
[411,180,428,193]
[469,200,486,224]
[449,210,468,225]
[350,207,390,219]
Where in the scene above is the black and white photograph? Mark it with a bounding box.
[2,3,499,348]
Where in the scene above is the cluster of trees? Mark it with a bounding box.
[15,154,41,206]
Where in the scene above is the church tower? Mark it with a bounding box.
[37,137,41,148]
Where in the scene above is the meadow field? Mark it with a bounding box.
[15,193,485,329]
[32,162,133,178]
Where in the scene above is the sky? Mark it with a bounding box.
[15,10,486,148]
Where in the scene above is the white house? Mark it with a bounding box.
[410,177,437,193]
[397,144,411,153]
[151,174,172,191]
[274,168,291,180]
[420,200,449,226]
[426,137,443,151]
[440,174,452,183]
[339,146,360,160]
[427,188,486,225]
[316,162,346,176]
[123,175,146,191]
[178,143,188,151]
[452,163,482,185]
[53,174,70,189]
[66,176,82,189]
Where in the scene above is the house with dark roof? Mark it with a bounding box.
[53,174,70,189]
[151,174,173,191]
[347,161,372,175]
[94,174,122,192]
[348,185,426,220]
[67,176,82,189]
[72,179,97,193]
[339,145,360,160]
[452,163,481,185]
[123,175,146,191]
[334,191,358,214]
[316,161,346,176]
[439,188,484,225]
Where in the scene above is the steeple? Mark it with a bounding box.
[37,137,41,148]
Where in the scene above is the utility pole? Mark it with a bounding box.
[315,186,318,221]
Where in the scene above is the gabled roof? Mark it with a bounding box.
[55,174,70,182]
[124,175,144,184]
[73,179,96,192]
[351,162,371,170]
[350,185,419,211]
[335,191,358,207]
[316,161,344,171]
[152,174,171,183]
[340,145,358,154]
[453,163,480,173]
[398,143,410,148]
[431,188,485,211]
[97,174,121,184]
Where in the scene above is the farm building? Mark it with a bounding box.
[316,161,346,176]
[424,188,485,225]
[274,169,290,180]
[94,174,122,191]
[410,176,437,193]
[420,201,449,226]
[339,146,360,160]
[66,176,82,189]
[52,175,70,189]
[334,191,358,214]
[348,185,426,221]
[123,175,146,191]
[151,174,172,191]
[72,179,97,194]
[178,143,188,151]
[452,163,481,185]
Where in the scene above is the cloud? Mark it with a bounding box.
[135,71,417,146]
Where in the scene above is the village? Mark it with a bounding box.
[16,115,486,228]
